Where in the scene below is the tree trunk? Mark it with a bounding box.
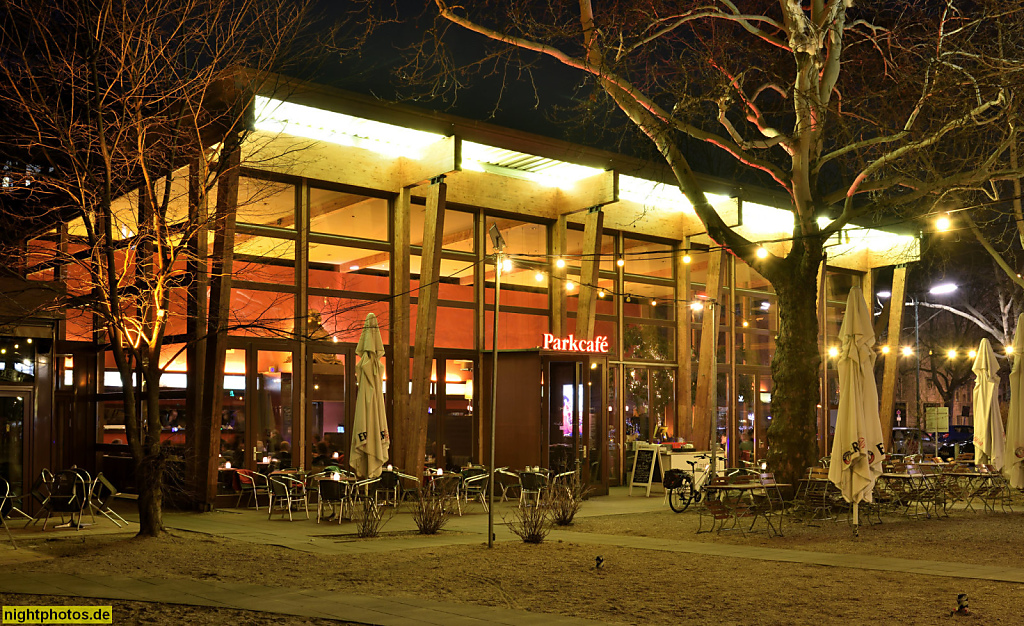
[765,248,823,489]
[135,452,165,537]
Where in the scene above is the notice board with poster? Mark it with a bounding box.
[629,443,664,497]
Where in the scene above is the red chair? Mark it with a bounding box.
[234,469,269,511]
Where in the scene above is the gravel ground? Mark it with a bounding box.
[3,506,1024,625]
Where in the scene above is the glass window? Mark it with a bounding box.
[485,310,549,350]
[622,282,674,321]
[623,323,673,361]
[484,217,546,256]
[311,251,390,293]
[228,290,295,338]
[410,205,475,253]
[255,350,294,468]
[310,188,388,240]
[622,238,672,279]
[309,296,389,345]
[310,353,346,470]
[237,177,295,228]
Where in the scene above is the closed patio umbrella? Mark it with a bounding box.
[973,338,1005,471]
[828,287,884,529]
[1005,314,1024,488]
[350,312,390,479]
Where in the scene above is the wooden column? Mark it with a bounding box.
[406,179,446,479]
[185,158,209,495]
[550,216,568,337]
[294,180,309,469]
[392,188,412,467]
[692,249,724,451]
[675,242,692,441]
[574,210,604,339]
[197,141,240,510]
[879,265,908,450]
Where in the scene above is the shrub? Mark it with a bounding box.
[412,484,453,535]
[547,471,592,526]
[355,496,391,538]
[505,502,551,543]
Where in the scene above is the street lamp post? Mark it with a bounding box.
[487,224,506,549]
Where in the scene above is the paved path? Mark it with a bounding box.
[0,571,608,625]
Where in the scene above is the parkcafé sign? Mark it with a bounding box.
[542,333,610,354]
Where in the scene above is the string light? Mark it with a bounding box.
[650,299,657,306]
[1008,345,1016,355]
[947,349,957,358]
[902,346,913,357]
[535,272,544,282]
[690,301,704,311]
[742,320,749,328]
[501,258,513,272]
[968,350,977,358]
[880,345,890,354]
[565,280,575,291]
[616,257,625,267]
[756,247,768,259]
[555,258,566,268]
[683,254,691,264]
[598,290,605,298]
[936,214,951,231]
[828,346,839,357]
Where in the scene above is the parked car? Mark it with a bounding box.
[890,427,935,456]
[938,425,975,461]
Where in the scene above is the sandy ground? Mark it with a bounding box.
[3,504,1024,625]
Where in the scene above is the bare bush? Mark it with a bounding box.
[355,497,391,538]
[504,503,551,544]
[547,472,592,526]
[412,484,453,535]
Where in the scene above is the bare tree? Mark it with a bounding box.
[0,0,323,536]
[396,0,1024,485]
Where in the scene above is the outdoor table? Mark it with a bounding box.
[881,471,943,518]
[698,481,773,536]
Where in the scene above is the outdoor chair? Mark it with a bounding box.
[462,472,490,512]
[373,470,402,508]
[975,465,1014,513]
[430,474,464,515]
[0,475,31,524]
[316,477,348,523]
[37,469,89,531]
[267,475,309,521]
[495,468,520,502]
[234,469,270,511]
[750,473,786,536]
[518,471,548,507]
[71,468,96,525]
[697,476,740,535]
[24,469,54,528]
[0,477,19,548]
[88,473,128,528]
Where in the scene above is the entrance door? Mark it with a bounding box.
[546,357,608,495]
[0,392,29,496]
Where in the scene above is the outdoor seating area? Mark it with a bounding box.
[691,456,1020,539]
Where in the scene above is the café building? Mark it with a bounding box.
[5,80,918,500]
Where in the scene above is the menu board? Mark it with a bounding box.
[629,443,663,497]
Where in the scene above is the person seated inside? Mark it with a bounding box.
[738,430,755,462]
[276,440,292,469]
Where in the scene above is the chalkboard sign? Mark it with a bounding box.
[629,444,663,497]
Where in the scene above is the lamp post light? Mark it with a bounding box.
[486,224,506,549]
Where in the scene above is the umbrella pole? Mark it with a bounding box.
[853,502,859,537]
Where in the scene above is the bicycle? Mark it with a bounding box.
[665,454,715,512]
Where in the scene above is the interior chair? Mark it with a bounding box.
[234,469,270,511]
[267,475,309,521]
[89,473,128,528]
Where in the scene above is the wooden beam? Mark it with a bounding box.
[185,158,208,499]
[556,171,617,215]
[399,136,459,187]
[198,141,240,510]
[879,265,908,451]
[676,242,692,442]
[391,187,412,472]
[406,180,446,479]
[294,180,309,470]
[573,210,604,339]
[550,216,568,337]
[692,249,724,451]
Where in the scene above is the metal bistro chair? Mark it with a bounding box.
[373,470,402,508]
[88,473,128,528]
[0,477,19,548]
[234,469,270,511]
[316,477,348,524]
[37,470,89,531]
[267,475,309,521]
[518,471,548,507]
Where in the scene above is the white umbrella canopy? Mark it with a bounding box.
[972,338,1005,470]
[350,313,390,479]
[829,287,885,509]
[1005,314,1024,488]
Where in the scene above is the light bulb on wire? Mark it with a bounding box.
[756,247,768,259]
[501,258,513,273]
[683,254,691,264]
[565,280,575,291]
[534,271,544,282]
[616,257,625,268]
[555,258,566,269]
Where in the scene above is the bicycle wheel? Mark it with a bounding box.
[668,474,695,512]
